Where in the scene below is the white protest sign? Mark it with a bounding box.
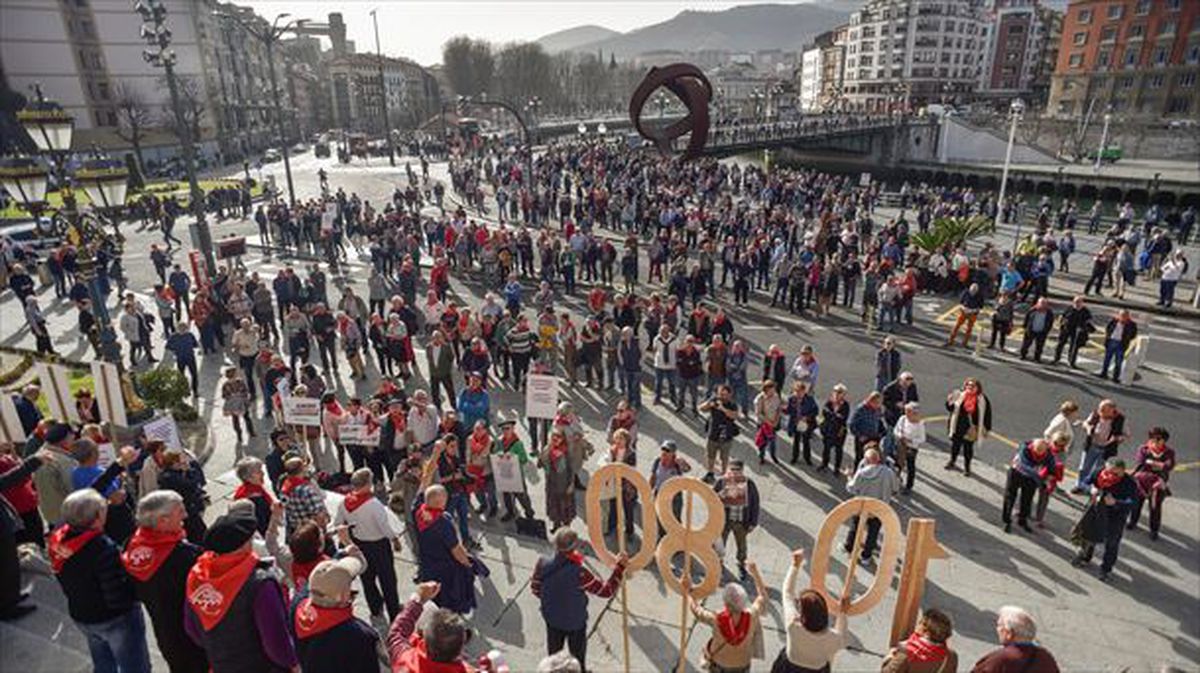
[143,414,183,450]
[525,373,559,420]
[35,362,78,423]
[0,395,27,445]
[860,172,872,187]
[97,442,117,469]
[322,203,337,234]
[283,397,322,427]
[490,453,526,493]
[91,361,128,427]
[340,421,381,447]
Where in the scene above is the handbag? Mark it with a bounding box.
[1070,501,1106,546]
[515,516,548,540]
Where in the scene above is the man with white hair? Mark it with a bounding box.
[121,490,208,672]
[49,489,151,673]
[335,468,401,621]
[973,605,1059,672]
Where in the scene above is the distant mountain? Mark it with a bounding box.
[536,25,621,53]
[569,3,851,58]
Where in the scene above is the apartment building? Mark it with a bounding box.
[979,0,1063,103]
[842,0,990,112]
[1047,0,1199,119]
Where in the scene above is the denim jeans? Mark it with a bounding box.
[654,368,677,405]
[622,369,643,409]
[678,376,701,411]
[1100,340,1125,381]
[447,492,471,542]
[1075,445,1106,489]
[731,378,750,414]
[76,608,152,673]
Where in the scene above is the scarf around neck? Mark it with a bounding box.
[416,503,444,533]
[343,490,372,513]
[121,526,185,581]
[294,597,354,639]
[47,525,102,574]
[903,633,949,663]
[716,609,752,646]
[186,549,260,631]
[233,481,275,506]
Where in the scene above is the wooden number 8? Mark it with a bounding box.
[654,477,726,599]
[585,463,658,572]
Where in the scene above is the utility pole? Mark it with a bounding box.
[370,9,396,166]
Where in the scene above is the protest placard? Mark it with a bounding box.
[283,397,322,426]
[340,421,381,447]
[142,414,183,450]
[97,442,117,469]
[525,373,559,419]
[491,453,525,493]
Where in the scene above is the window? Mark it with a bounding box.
[1008,24,1025,35]
[1069,53,1084,68]
[1188,44,1200,65]
[1153,47,1168,66]
[1098,49,1111,67]
[1073,31,1088,46]
[1124,48,1139,67]
[1128,24,1145,39]
[97,81,109,100]
[1158,20,1177,36]
[1107,5,1123,20]
[1148,74,1165,89]
[1101,26,1117,43]
[1166,0,1181,10]
[1179,72,1197,88]
[1136,0,1151,15]
[1167,97,1190,114]
[1077,8,1092,24]
[1120,76,1134,89]
[1109,98,1124,111]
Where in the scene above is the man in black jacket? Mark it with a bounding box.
[294,554,383,673]
[1053,295,1093,368]
[48,489,151,673]
[1099,309,1138,383]
[1019,298,1055,363]
[880,372,919,428]
[122,490,209,673]
[0,448,53,621]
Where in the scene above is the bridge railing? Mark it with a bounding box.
[707,115,919,149]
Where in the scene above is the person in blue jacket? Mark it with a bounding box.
[456,372,491,430]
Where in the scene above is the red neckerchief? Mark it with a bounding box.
[344,490,372,513]
[548,440,568,465]
[1095,468,1122,490]
[186,549,259,631]
[961,390,979,415]
[394,635,470,673]
[564,551,584,566]
[292,553,329,590]
[294,597,354,639]
[324,400,344,415]
[234,482,275,506]
[47,525,102,574]
[716,609,752,646]
[415,504,444,533]
[903,633,949,663]
[121,526,185,581]
[281,475,309,496]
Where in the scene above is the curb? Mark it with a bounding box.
[1044,287,1199,319]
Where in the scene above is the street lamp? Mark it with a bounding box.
[1094,107,1112,175]
[220,9,303,207]
[136,0,215,273]
[2,90,128,366]
[997,97,1025,249]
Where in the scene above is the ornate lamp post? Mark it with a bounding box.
[1,90,128,365]
[998,98,1026,250]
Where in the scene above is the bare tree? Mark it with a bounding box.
[157,74,207,146]
[113,82,154,173]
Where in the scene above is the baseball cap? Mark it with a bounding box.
[308,556,365,607]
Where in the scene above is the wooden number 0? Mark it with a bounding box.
[585,466,725,598]
[585,463,659,572]
[809,497,903,616]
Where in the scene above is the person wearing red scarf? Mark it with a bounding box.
[49,489,151,673]
[122,490,208,673]
[882,608,958,673]
[295,555,380,673]
[388,581,477,672]
[183,509,297,673]
[1072,458,1142,581]
[334,469,402,620]
[687,561,767,672]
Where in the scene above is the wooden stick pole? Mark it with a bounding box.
[840,501,869,606]
[616,483,630,673]
[677,492,693,673]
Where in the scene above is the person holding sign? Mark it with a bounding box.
[465,421,498,518]
[686,561,767,673]
[495,420,534,522]
[776,549,851,673]
[538,429,578,533]
[531,528,628,673]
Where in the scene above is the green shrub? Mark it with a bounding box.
[910,215,993,253]
[137,367,195,420]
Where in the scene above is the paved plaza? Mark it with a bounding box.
[2,153,1198,672]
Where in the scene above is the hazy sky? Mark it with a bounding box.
[239,1,823,66]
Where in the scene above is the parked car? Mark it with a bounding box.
[1088,145,1123,164]
[263,148,282,163]
[314,142,331,158]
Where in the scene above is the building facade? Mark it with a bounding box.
[843,0,990,112]
[979,0,1062,101]
[1047,0,1200,119]
[327,53,440,134]
[800,47,824,112]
